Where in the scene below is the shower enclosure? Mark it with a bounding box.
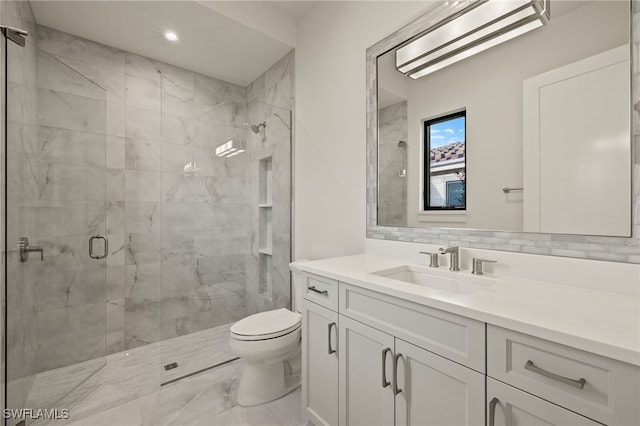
[2,30,108,423]
[2,19,292,424]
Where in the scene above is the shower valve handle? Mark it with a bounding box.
[17,237,43,262]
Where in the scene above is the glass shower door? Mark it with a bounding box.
[3,36,108,423]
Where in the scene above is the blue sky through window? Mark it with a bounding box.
[430,116,465,148]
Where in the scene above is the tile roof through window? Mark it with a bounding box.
[430,141,465,164]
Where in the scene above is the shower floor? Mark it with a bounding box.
[21,323,305,426]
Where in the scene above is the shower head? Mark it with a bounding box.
[251,122,267,134]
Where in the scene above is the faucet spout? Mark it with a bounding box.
[438,246,460,272]
[438,246,456,254]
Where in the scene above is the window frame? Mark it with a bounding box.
[423,110,467,211]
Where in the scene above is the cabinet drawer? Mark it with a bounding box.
[303,273,338,311]
[339,283,485,372]
[488,325,640,425]
[487,378,600,426]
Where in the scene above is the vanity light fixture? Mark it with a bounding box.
[215,139,245,158]
[164,31,179,42]
[396,0,549,79]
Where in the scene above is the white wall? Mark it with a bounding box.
[294,1,433,260]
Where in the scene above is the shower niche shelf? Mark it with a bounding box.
[258,253,273,296]
[258,156,273,297]
[259,156,273,206]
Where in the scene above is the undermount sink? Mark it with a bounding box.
[372,265,489,294]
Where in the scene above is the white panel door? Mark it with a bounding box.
[339,315,395,426]
[523,45,630,236]
[395,339,484,426]
[303,300,339,426]
[487,378,600,426]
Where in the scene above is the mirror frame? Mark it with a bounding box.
[366,0,639,264]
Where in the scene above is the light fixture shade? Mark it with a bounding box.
[215,139,245,157]
[395,0,549,79]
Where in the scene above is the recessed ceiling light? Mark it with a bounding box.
[164,31,178,42]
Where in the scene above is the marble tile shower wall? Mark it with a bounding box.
[245,53,294,315]
[35,25,294,369]
[378,101,408,227]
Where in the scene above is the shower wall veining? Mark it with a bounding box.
[35,25,293,369]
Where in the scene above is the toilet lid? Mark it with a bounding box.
[231,308,301,340]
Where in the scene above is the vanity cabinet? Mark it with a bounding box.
[338,315,483,425]
[302,299,339,426]
[487,378,600,426]
[302,276,485,426]
[300,271,640,426]
[394,338,484,425]
[488,325,640,425]
[338,315,395,426]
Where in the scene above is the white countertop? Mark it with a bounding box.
[295,254,640,367]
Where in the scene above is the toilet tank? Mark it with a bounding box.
[289,260,310,313]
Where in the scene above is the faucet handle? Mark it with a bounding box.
[419,251,439,268]
[472,258,497,276]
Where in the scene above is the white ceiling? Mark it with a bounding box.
[30,1,313,87]
[268,1,315,19]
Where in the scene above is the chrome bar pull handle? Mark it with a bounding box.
[392,353,402,395]
[17,237,43,262]
[489,397,499,426]
[89,235,109,260]
[327,322,336,355]
[525,360,586,389]
[308,286,328,295]
[381,348,391,388]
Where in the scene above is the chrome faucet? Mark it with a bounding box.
[438,246,460,271]
[419,251,439,268]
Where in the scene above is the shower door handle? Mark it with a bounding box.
[89,235,108,260]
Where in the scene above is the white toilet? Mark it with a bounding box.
[229,264,306,406]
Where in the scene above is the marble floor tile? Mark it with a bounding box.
[265,388,311,426]
[66,399,142,426]
[205,404,282,426]
[160,323,234,383]
[24,324,305,426]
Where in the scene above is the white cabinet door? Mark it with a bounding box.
[303,300,339,426]
[339,315,395,426]
[395,339,484,426]
[487,378,601,426]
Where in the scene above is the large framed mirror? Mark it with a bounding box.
[366,0,639,262]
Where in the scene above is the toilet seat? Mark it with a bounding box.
[230,308,302,341]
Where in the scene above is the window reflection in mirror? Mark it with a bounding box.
[424,112,466,210]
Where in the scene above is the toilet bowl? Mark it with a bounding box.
[230,308,302,406]
[229,261,307,406]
